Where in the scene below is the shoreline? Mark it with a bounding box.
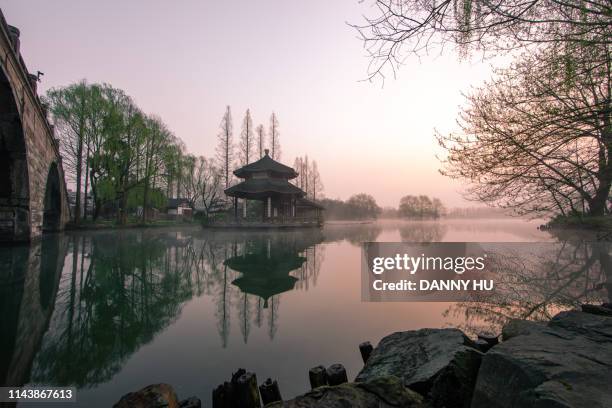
[64,220,200,231]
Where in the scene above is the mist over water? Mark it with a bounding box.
[1,219,608,407]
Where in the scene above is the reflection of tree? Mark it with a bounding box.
[267,296,279,341]
[398,222,447,242]
[446,241,611,336]
[254,298,263,328]
[31,232,194,387]
[295,245,326,291]
[239,293,252,344]
[214,246,232,348]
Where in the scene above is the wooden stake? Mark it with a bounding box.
[477,331,499,346]
[212,368,246,408]
[359,341,374,363]
[326,364,348,386]
[212,382,234,408]
[236,372,261,408]
[259,378,282,405]
[474,339,492,352]
[308,365,328,389]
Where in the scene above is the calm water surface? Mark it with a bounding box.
[1,219,609,407]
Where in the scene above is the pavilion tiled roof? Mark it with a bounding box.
[233,150,298,179]
[225,178,305,197]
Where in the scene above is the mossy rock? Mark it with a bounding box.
[266,376,422,407]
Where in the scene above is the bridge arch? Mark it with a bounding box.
[42,162,62,232]
[0,62,30,241]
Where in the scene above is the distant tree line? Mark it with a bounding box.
[322,194,446,220]
[319,194,381,220]
[398,195,445,219]
[379,195,446,219]
[446,207,512,219]
[383,200,514,219]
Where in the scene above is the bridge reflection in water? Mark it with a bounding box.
[0,235,67,400]
[0,224,610,407]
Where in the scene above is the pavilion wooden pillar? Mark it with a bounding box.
[234,197,238,221]
[262,198,266,221]
[267,196,272,218]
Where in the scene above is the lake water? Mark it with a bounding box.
[1,219,609,407]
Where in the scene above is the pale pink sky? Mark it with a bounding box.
[2,0,495,207]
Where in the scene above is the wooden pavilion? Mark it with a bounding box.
[221,149,323,227]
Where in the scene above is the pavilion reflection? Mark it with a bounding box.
[217,229,325,344]
[225,230,323,308]
[227,252,302,309]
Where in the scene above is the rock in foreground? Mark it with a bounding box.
[472,310,612,408]
[266,376,422,408]
[113,383,179,408]
[356,328,482,408]
[501,319,545,341]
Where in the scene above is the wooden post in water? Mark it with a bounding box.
[259,378,282,405]
[326,364,348,386]
[477,331,499,346]
[359,341,373,363]
[308,365,328,389]
[213,381,237,408]
[212,368,246,408]
[236,372,261,408]
[474,339,492,352]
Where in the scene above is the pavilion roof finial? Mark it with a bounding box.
[264,148,270,156]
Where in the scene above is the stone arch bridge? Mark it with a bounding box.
[0,9,70,242]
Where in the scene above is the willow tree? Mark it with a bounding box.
[354,0,612,79]
[85,84,114,220]
[46,81,92,223]
[438,43,612,216]
[180,155,224,216]
[141,116,171,222]
[161,140,185,199]
[107,92,147,225]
